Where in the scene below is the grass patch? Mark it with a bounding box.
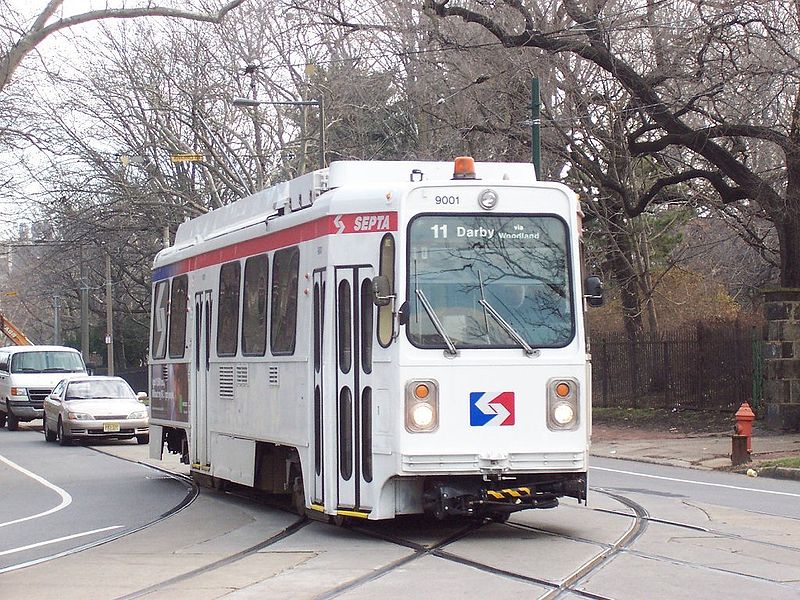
[759,457,800,469]
[593,407,733,434]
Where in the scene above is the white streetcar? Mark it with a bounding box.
[149,157,602,521]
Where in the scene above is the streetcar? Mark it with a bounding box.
[148,156,602,521]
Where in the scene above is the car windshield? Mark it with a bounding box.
[407,214,574,349]
[66,380,135,400]
[10,351,85,374]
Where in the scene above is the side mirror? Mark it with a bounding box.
[137,391,150,405]
[371,275,393,307]
[584,275,604,307]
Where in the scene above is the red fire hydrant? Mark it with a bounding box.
[735,402,756,453]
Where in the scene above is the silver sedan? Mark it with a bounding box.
[43,376,149,446]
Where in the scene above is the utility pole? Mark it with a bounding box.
[53,294,61,345]
[105,253,114,376]
[80,247,89,363]
[531,77,541,179]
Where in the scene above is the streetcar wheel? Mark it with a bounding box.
[292,476,306,516]
[488,512,510,524]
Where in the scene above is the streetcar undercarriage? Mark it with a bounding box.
[422,473,587,520]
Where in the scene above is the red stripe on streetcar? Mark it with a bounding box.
[153,211,397,281]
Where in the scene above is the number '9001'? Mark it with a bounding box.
[435,195,460,205]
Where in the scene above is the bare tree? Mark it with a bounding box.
[0,0,247,92]
[425,0,800,287]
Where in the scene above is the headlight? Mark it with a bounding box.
[127,410,147,419]
[552,403,575,425]
[67,412,93,421]
[547,378,579,430]
[10,387,27,397]
[411,403,434,428]
[405,380,439,433]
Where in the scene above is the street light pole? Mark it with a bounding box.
[232,97,326,169]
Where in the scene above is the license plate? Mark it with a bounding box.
[103,422,121,433]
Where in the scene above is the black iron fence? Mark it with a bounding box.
[591,323,762,411]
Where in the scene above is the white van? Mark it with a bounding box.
[0,345,87,431]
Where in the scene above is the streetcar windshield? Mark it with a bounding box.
[406,214,574,349]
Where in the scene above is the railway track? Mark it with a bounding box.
[7,430,799,599]
[331,489,649,600]
[110,486,648,600]
[17,449,791,600]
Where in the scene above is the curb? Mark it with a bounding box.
[755,466,800,481]
[592,451,800,481]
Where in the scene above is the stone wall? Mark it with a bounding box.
[763,289,800,431]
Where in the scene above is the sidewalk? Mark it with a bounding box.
[591,424,800,480]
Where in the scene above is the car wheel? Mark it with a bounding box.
[44,416,57,442]
[136,434,150,445]
[7,404,19,431]
[0,410,6,428]
[57,418,72,446]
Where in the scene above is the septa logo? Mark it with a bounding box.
[470,391,515,426]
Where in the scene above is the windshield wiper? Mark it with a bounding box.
[415,289,458,356]
[479,299,537,356]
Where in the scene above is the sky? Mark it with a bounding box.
[1,1,213,239]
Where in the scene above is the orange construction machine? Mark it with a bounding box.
[0,311,33,346]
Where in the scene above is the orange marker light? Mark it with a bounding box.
[555,382,571,398]
[452,156,476,180]
[414,383,430,399]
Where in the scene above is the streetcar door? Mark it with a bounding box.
[334,266,374,511]
[193,289,212,467]
[312,269,326,505]
[356,272,376,511]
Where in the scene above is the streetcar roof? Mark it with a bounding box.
[168,160,538,249]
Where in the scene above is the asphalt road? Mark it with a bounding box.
[589,456,800,520]
[0,424,193,574]
[2,424,800,599]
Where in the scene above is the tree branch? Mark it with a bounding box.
[636,169,748,214]
[630,125,790,156]
[0,0,247,91]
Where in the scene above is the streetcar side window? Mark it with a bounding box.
[339,386,353,481]
[217,261,241,357]
[313,282,321,372]
[168,275,188,358]
[377,234,395,347]
[360,278,373,374]
[152,280,170,360]
[242,254,269,356]
[338,278,352,374]
[270,246,300,355]
[361,387,373,482]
